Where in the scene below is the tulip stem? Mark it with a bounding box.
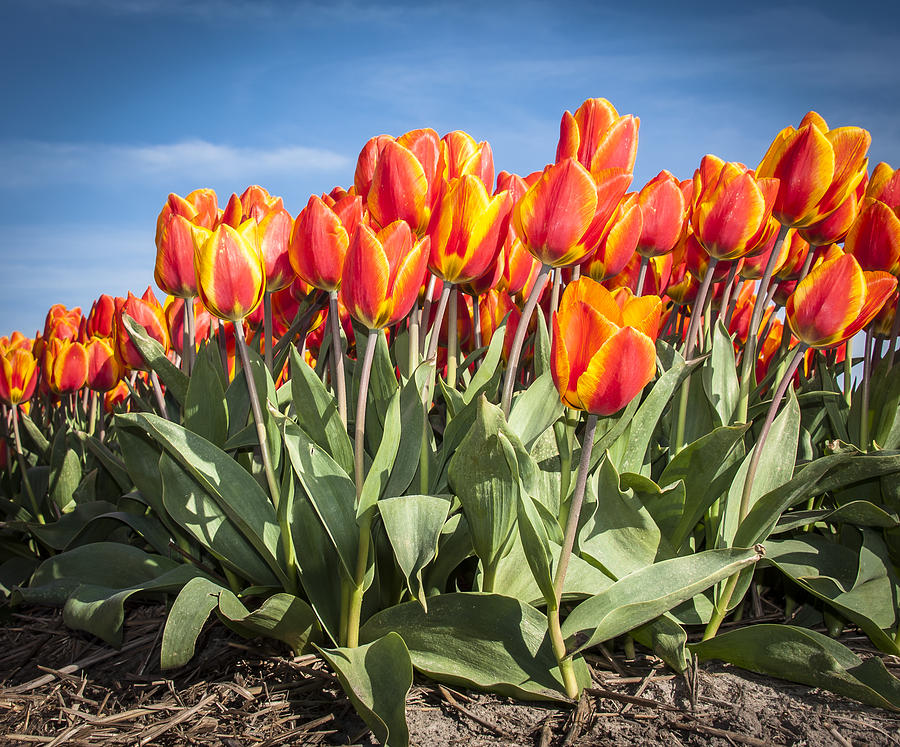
[11,404,44,524]
[328,291,347,428]
[716,263,739,327]
[216,320,229,378]
[472,294,482,351]
[419,274,438,354]
[346,328,380,648]
[890,295,900,368]
[635,255,650,297]
[501,264,552,418]
[447,287,459,388]
[737,225,789,423]
[425,284,453,366]
[549,412,597,700]
[408,301,420,376]
[87,392,98,437]
[183,299,196,375]
[263,291,274,374]
[861,328,873,450]
[704,343,805,641]
[149,371,169,420]
[549,267,563,319]
[843,340,853,406]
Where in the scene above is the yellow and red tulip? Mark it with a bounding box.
[85,294,118,338]
[773,229,813,281]
[691,155,779,261]
[426,175,512,284]
[798,175,866,247]
[44,337,88,395]
[192,219,265,322]
[115,288,170,370]
[551,277,660,415]
[756,111,870,228]
[786,253,896,349]
[581,192,642,282]
[0,348,39,405]
[635,171,686,258]
[103,380,131,414]
[242,188,294,293]
[155,193,203,298]
[845,163,900,275]
[555,97,639,176]
[478,289,522,361]
[0,331,32,357]
[289,194,351,292]
[340,220,430,330]
[44,304,82,343]
[438,130,494,189]
[164,297,212,356]
[85,336,124,392]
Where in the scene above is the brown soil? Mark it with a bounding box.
[1,605,898,746]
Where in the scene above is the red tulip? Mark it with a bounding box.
[115,288,170,370]
[635,171,686,258]
[555,97,639,176]
[0,348,39,405]
[44,337,88,395]
[290,195,351,292]
[85,336,124,392]
[581,192,642,281]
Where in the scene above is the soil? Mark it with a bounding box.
[1,605,899,746]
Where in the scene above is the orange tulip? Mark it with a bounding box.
[115,288,170,370]
[238,186,294,293]
[757,111,870,228]
[43,337,88,395]
[786,253,896,348]
[155,194,202,298]
[438,130,494,189]
[773,229,813,281]
[43,304,82,343]
[551,277,660,415]
[478,289,522,361]
[289,194,351,292]
[581,192,641,281]
[0,331,32,357]
[85,294,118,338]
[0,348,39,405]
[192,219,265,322]
[555,97,639,176]
[845,163,900,275]
[691,155,779,261]
[103,380,131,414]
[85,337,124,392]
[635,171,686,258]
[340,220,430,330]
[798,175,866,247]
[427,175,512,284]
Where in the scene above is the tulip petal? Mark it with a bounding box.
[576,326,657,416]
[786,253,865,347]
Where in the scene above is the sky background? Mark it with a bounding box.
[1,0,898,337]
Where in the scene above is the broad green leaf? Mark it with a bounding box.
[161,576,224,669]
[379,494,451,611]
[118,413,285,583]
[772,500,899,534]
[700,321,739,426]
[159,453,279,586]
[360,593,590,702]
[631,614,689,673]
[49,428,80,514]
[317,633,412,747]
[122,314,188,406]
[691,625,900,711]
[508,372,564,452]
[659,424,749,548]
[217,590,320,653]
[0,557,39,597]
[289,347,354,475]
[116,427,165,514]
[383,361,432,499]
[76,432,131,491]
[19,412,49,457]
[516,491,556,605]
[422,513,473,596]
[24,500,118,549]
[184,341,228,446]
[719,387,800,548]
[816,450,900,495]
[463,318,506,405]
[561,547,762,654]
[533,307,551,380]
[283,419,358,580]
[358,388,402,519]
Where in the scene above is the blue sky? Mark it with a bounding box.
[1,0,898,337]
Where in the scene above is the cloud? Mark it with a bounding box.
[0,139,350,189]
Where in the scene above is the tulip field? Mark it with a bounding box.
[2,98,900,745]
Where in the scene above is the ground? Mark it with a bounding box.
[1,605,898,746]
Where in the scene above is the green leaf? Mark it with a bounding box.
[533,307,551,380]
[283,418,357,580]
[161,576,224,669]
[49,428,80,514]
[289,346,354,475]
[700,321,739,427]
[184,341,228,446]
[383,361,432,499]
[463,319,506,405]
[719,387,800,548]
[358,388,402,519]
[76,432,131,492]
[19,412,50,457]
[360,593,590,702]
[379,494,451,611]
[508,372,564,452]
[217,590,321,653]
[122,314,188,406]
[618,346,693,475]
[691,625,900,711]
[159,453,279,587]
[317,633,412,747]
[118,412,286,584]
[24,500,117,549]
[561,547,762,655]
[659,424,749,548]
[772,500,899,534]
[516,491,556,605]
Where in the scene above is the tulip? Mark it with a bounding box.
[103,380,131,414]
[773,229,813,281]
[636,171,686,259]
[289,194,351,292]
[115,288,170,371]
[340,220,430,330]
[155,196,202,298]
[438,130,494,189]
[44,304,82,343]
[757,111,870,228]
[192,219,265,322]
[164,297,211,356]
[85,294,118,338]
[845,184,900,277]
[798,175,866,247]
[0,348,39,406]
[551,277,660,415]
[0,331,32,357]
[85,336,124,392]
[555,97,639,176]
[478,289,522,361]
[786,253,896,349]
[43,337,88,395]
[581,192,642,282]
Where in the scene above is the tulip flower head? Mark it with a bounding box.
[289,194,351,292]
[551,277,660,415]
[786,253,896,348]
[845,163,900,276]
[115,289,170,370]
[44,337,88,395]
[635,171,686,258]
[555,97,639,176]
[0,348,39,405]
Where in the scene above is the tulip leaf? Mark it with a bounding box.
[561,547,763,655]
[283,418,358,581]
[508,372,565,452]
[701,321,739,427]
[516,490,556,606]
[631,614,690,673]
[385,361,432,499]
[216,590,321,654]
[289,346,354,475]
[659,423,750,549]
[117,413,287,584]
[533,306,551,380]
[360,592,590,702]
[75,431,131,491]
[691,624,900,711]
[377,494,451,611]
[618,346,694,476]
[772,500,899,534]
[19,412,50,458]
[184,341,228,446]
[316,633,412,747]
[358,388,401,519]
[463,319,506,405]
[122,314,189,406]
[719,387,800,548]
[47,429,80,514]
[422,513,474,597]
[161,576,223,669]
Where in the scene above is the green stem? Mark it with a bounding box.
[446,286,459,388]
[501,264,551,417]
[481,557,499,593]
[635,255,650,297]
[557,409,578,527]
[328,291,347,428]
[548,602,579,699]
[419,274,438,355]
[843,340,853,406]
[737,224,789,423]
[11,404,44,524]
[408,301,420,376]
[264,291,274,375]
[149,371,169,420]
[234,322,297,595]
[472,294,482,351]
[861,327,873,450]
[549,267,562,318]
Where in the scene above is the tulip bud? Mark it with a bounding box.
[193,220,266,321]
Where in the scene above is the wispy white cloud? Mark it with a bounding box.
[0,139,350,189]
